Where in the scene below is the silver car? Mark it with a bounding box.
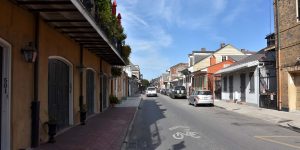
[188,90,213,107]
[146,87,157,97]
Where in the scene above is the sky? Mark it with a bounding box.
[117,0,274,80]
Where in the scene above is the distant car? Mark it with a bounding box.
[169,86,187,99]
[188,90,213,107]
[160,89,167,95]
[146,87,157,97]
[166,89,172,96]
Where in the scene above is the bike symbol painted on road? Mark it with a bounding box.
[169,126,201,140]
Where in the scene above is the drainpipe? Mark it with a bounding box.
[31,12,40,148]
[275,0,282,111]
[79,44,85,124]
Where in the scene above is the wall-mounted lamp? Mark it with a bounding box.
[21,42,37,63]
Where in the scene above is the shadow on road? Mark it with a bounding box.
[126,98,166,150]
[171,141,186,150]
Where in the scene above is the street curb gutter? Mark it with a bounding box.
[214,104,226,110]
[120,96,143,150]
[287,123,300,133]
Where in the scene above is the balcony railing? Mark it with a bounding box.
[80,0,122,55]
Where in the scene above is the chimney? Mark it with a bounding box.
[210,55,216,66]
[117,13,122,26]
[220,43,226,48]
[112,0,117,16]
[201,48,206,52]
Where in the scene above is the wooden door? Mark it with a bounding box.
[86,70,95,116]
[229,76,233,99]
[240,74,246,102]
[48,59,70,131]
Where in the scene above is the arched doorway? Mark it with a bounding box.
[0,38,11,150]
[86,69,95,116]
[48,57,73,131]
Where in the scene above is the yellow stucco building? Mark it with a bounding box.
[0,0,127,149]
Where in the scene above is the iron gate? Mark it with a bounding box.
[259,67,277,110]
[86,70,95,116]
[48,59,70,131]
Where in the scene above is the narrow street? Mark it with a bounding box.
[126,94,300,150]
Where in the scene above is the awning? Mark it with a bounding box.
[15,0,125,65]
[215,60,259,74]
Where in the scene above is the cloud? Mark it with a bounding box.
[117,0,254,79]
[118,2,173,79]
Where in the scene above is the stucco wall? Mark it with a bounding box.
[0,0,114,149]
[0,1,35,149]
[221,67,259,105]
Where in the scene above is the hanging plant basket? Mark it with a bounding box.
[111,66,122,77]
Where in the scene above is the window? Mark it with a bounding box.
[199,76,203,90]
[222,56,227,62]
[203,75,208,90]
[197,91,211,95]
[223,76,227,92]
[249,72,255,93]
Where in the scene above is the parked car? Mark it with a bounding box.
[146,87,157,97]
[166,89,172,96]
[160,89,167,95]
[188,90,213,107]
[169,86,187,99]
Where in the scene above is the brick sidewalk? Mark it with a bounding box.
[37,107,136,150]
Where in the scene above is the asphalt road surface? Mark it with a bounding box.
[126,93,300,150]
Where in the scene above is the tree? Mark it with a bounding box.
[141,79,150,87]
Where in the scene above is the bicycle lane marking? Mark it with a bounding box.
[169,126,201,140]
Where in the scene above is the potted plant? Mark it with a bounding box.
[46,116,57,143]
[80,104,87,125]
[111,66,122,77]
[109,95,119,107]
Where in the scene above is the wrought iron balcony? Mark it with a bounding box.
[15,0,125,65]
[80,0,123,56]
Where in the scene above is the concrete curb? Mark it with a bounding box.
[287,123,300,133]
[214,104,226,110]
[120,96,143,150]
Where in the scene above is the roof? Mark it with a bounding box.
[192,50,214,53]
[216,49,267,74]
[170,63,188,69]
[228,55,248,61]
[242,51,257,55]
[194,55,211,64]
